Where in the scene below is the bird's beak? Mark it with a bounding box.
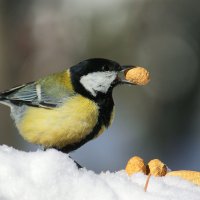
[117,65,137,85]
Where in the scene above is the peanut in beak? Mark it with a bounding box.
[124,67,150,86]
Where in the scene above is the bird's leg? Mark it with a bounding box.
[46,147,83,169]
[43,146,82,168]
[69,156,83,169]
[57,146,83,168]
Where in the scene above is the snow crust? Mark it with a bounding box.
[0,145,200,200]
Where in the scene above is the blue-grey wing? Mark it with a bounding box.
[0,82,73,108]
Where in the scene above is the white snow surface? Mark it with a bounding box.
[0,145,200,200]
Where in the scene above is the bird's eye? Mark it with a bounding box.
[102,66,110,71]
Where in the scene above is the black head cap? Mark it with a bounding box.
[70,58,121,76]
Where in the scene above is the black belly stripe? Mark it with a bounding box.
[57,121,103,153]
[60,70,115,153]
[58,95,114,153]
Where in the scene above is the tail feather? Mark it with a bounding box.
[0,84,31,108]
[0,92,11,107]
[0,94,12,108]
[0,93,4,101]
[0,84,27,102]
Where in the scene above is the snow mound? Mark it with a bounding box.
[0,145,200,200]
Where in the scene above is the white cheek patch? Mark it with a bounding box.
[80,71,117,96]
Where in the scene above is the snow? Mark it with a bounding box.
[0,145,200,200]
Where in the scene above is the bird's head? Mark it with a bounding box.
[70,58,135,99]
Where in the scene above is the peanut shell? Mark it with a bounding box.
[125,67,150,85]
[147,159,167,176]
[167,170,200,186]
[125,156,146,175]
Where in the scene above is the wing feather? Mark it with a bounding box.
[7,83,38,102]
[0,82,73,108]
[0,71,74,108]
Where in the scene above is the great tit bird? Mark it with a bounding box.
[0,58,135,153]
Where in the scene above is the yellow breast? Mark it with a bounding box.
[17,95,99,148]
